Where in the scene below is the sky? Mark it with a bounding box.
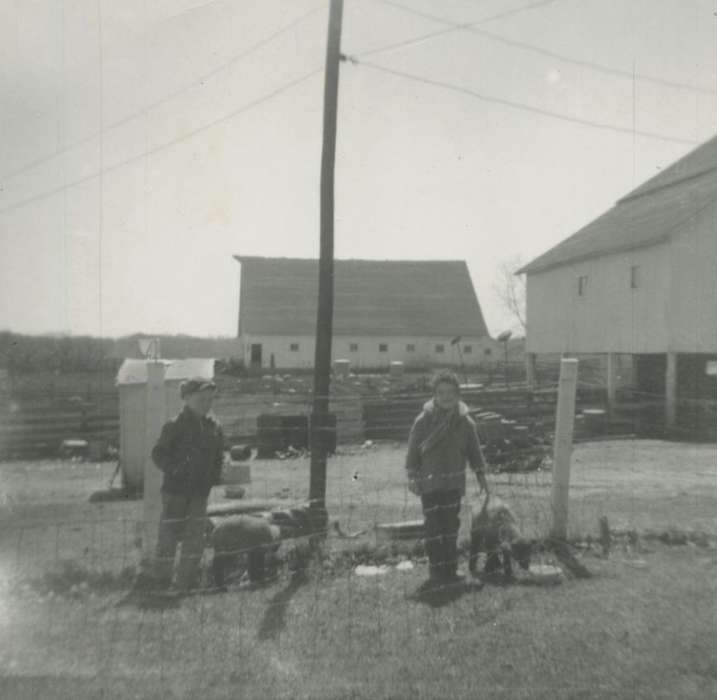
[1,0,717,339]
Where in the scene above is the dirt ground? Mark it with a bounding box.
[1,438,716,563]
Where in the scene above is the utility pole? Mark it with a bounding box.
[309,0,343,532]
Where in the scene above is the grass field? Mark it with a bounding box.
[0,439,716,699]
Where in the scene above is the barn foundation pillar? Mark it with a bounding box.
[606,353,618,415]
[526,353,537,390]
[665,351,677,431]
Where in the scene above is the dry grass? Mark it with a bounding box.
[1,546,716,699]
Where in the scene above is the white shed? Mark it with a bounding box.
[116,358,215,490]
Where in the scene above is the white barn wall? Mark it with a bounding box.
[668,199,717,353]
[239,334,497,370]
[526,198,717,357]
[525,243,671,355]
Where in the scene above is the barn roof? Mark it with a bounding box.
[234,257,489,338]
[519,134,717,275]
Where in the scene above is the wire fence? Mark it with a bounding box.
[1,405,715,698]
[3,0,717,690]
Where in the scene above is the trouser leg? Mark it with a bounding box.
[155,493,189,587]
[439,491,461,578]
[421,492,443,580]
[175,496,208,591]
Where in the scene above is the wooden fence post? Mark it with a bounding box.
[550,358,578,541]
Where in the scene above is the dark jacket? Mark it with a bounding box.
[151,406,225,498]
[405,399,486,496]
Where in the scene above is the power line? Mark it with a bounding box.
[0,67,323,217]
[476,0,563,24]
[375,0,717,97]
[148,0,238,25]
[0,3,326,184]
[354,59,697,146]
[4,0,250,132]
[358,0,562,57]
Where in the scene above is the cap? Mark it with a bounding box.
[180,377,217,399]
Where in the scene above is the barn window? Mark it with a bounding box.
[290,343,299,352]
[484,348,492,356]
[379,343,388,352]
[630,265,640,289]
[578,275,589,296]
[406,344,415,352]
[349,343,359,352]
[463,345,473,354]
[435,344,445,353]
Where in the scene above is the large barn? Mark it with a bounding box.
[234,256,496,370]
[519,134,717,429]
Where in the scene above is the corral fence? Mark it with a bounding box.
[3,359,713,460]
[1,378,600,461]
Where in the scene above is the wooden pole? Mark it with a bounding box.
[141,361,167,570]
[309,0,343,530]
[550,358,578,541]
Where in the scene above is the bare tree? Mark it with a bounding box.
[494,255,526,335]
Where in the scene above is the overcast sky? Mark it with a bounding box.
[2,0,717,339]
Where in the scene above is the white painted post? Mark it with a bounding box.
[665,352,677,431]
[141,361,168,568]
[550,358,579,541]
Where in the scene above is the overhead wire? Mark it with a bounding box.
[352,59,697,146]
[0,67,323,216]
[0,3,326,184]
[357,0,564,58]
[373,0,717,97]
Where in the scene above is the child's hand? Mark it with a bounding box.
[407,478,420,496]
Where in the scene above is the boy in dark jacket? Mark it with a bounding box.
[151,378,225,592]
[406,371,489,586]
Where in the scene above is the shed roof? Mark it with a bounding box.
[116,358,214,386]
[234,257,489,338]
[519,134,717,275]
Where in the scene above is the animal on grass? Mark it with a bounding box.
[209,506,319,588]
[469,496,532,579]
[209,515,284,588]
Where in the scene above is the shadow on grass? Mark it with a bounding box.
[256,572,309,641]
[407,578,485,608]
[115,588,181,611]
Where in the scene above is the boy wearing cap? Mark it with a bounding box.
[151,377,225,592]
